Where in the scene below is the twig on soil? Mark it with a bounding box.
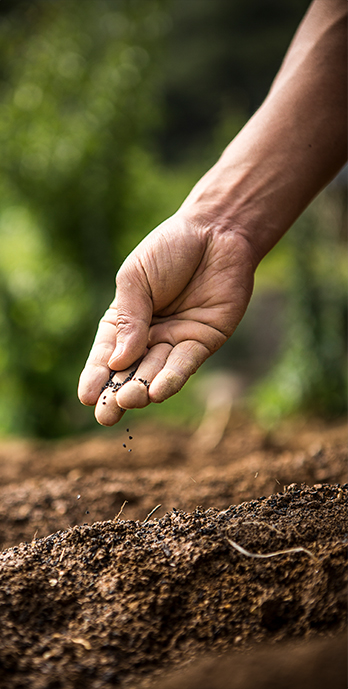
[113,500,128,522]
[226,536,317,562]
[142,504,162,524]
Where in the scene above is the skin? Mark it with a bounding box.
[78,0,347,426]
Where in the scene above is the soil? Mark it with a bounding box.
[0,414,347,688]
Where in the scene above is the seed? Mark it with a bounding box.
[128,449,132,452]
[126,428,129,432]
[85,510,89,514]
[77,495,81,500]
[123,444,126,448]
[129,436,133,440]
[137,377,149,388]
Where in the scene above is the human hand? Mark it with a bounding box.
[78,212,255,425]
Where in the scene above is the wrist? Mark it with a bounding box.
[178,131,281,269]
[179,0,347,266]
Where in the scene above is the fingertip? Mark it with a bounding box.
[108,347,146,372]
[148,368,186,404]
[78,367,106,406]
[108,356,124,371]
[108,343,124,369]
[108,327,150,372]
[94,394,125,426]
[116,380,150,409]
[108,352,146,374]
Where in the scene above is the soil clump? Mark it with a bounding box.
[0,416,346,688]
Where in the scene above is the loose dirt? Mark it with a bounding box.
[0,414,347,688]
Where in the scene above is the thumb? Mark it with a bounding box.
[108,262,153,371]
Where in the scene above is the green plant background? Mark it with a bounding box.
[0,0,346,437]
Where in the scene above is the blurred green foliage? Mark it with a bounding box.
[0,0,345,437]
[159,0,310,162]
[251,187,347,424]
[0,0,180,436]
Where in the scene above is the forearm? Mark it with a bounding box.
[78,0,347,419]
[180,0,347,266]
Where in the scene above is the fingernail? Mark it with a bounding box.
[108,343,124,366]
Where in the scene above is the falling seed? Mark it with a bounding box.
[123,444,126,448]
[128,449,132,452]
[77,495,81,500]
[126,428,129,433]
[129,436,133,440]
[85,510,89,514]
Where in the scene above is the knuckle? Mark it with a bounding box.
[115,311,133,332]
[101,307,117,326]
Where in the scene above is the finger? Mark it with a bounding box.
[116,343,173,409]
[148,340,211,403]
[78,311,118,406]
[148,319,226,354]
[94,364,139,426]
[107,261,153,372]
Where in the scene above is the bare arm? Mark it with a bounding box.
[78,0,347,425]
[181,0,347,260]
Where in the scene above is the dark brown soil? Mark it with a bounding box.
[0,415,347,688]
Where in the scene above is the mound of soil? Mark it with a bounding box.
[0,416,347,688]
[0,415,346,551]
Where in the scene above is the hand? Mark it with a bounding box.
[78,212,255,425]
[78,0,347,426]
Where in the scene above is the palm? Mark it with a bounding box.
[146,219,253,357]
